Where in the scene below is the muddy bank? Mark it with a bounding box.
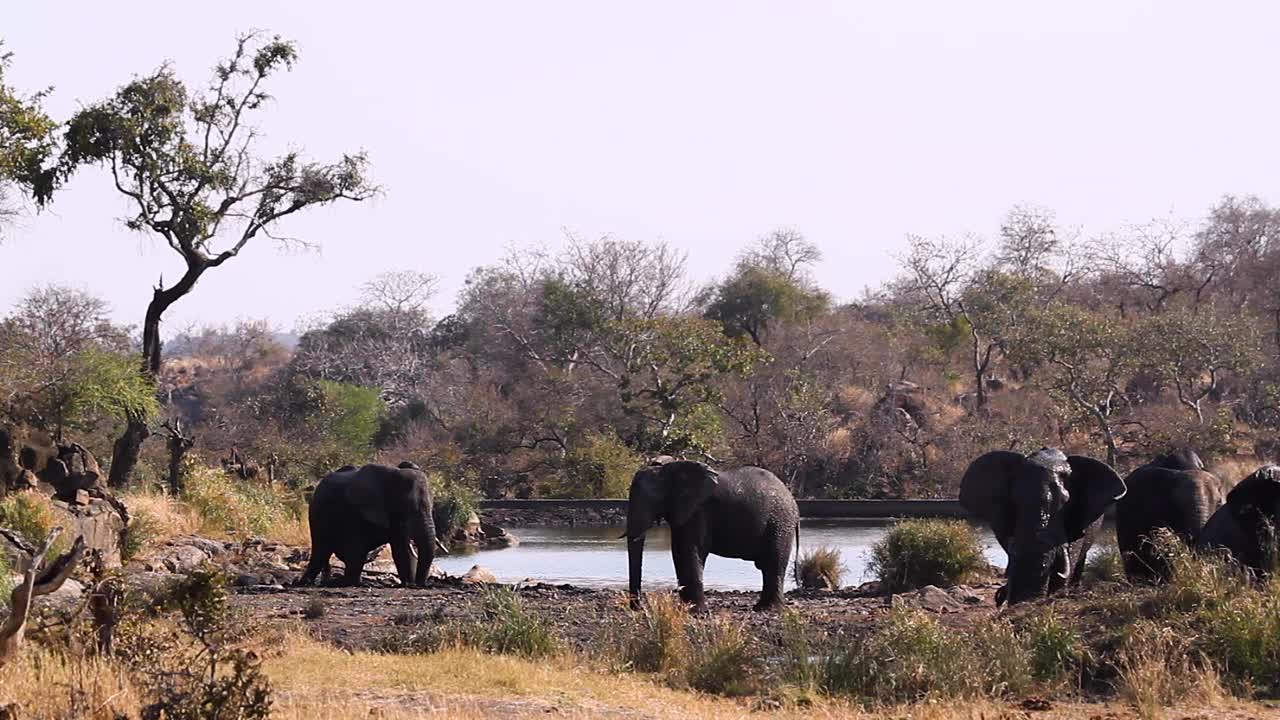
[231,573,1002,652]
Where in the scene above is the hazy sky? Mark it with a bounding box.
[2,2,1278,334]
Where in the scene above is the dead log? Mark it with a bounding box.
[0,527,87,663]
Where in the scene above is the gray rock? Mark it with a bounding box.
[948,585,984,605]
[160,543,212,573]
[915,584,964,612]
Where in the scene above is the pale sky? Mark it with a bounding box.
[2,2,1277,335]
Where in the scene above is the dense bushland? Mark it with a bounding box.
[8,198,1280,501]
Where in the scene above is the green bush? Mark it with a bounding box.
[868,519,987,593]
[548,430,642,499]
[0,552,13,606]
[312,379,385,462]
[471,586,559,658]
[1024,611,1085,682]
[968,617,1033,696]
[431,476,479,542]
[0,492,65,555]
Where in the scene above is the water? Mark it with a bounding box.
[434,519,1007,590]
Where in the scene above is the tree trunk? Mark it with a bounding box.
[108,260,207,486]
[107,417,149,488]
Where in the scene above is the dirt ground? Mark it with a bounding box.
[232,577,1003,652]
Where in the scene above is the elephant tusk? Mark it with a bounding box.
[435,538,450,555]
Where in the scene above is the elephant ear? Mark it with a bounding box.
[662,461,719,527]
[341,466,392,530]
[958,451,1023,546]
[1226,465,1280,522]
[1062,455,1126,541]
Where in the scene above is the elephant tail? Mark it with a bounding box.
[793,522,801,586]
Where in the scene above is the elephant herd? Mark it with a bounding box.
[296,448,1278,612]
[961,447,1280,605]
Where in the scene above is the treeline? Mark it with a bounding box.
[4,197,1280,499]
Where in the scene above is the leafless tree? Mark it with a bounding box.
[360,270,439,316]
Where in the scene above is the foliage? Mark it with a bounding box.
[0,492,65,555]
[117,568,273,720]
[378,587,557,659]
[821,607,979,702]
[0,44,57,209]
[548,429,642,498]
[431,475,479,542]
[868,519,987,593]
[312,379,384,459]
[182,463,305,540]
[0,552,12,606]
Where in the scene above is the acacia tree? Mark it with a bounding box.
[53,34,377,484]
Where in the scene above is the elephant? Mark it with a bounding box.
[1198,465,1280,577]
[1115,450,1224,582]
[623,458,799,612]
[959,448,1126,606]
[296,461,446,587]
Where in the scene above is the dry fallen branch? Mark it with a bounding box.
[0,527,87,663]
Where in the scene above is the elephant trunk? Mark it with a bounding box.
[412,514,437,586]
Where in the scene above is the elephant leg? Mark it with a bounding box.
[754,536,790,611]
[338,555,364,586]
[672,538,706,610]
[296,544,332,586]
[390,534,415,586]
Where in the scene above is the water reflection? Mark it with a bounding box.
[434,519,1007,590]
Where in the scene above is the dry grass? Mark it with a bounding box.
[0,622,1269,719]
[119,468,310,553]
[796,545,848,589]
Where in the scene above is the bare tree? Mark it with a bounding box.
[897,234,1000,411]
[361,270,439,316]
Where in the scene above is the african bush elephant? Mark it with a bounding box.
[1115,450,1224,582]
[296,461,445,587]
[1199,465,1280,577]
[959,448,1126,606]
[624,459,799,612]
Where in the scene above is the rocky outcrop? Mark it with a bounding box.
[451,512,518,549]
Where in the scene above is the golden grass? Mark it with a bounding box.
[119,474,310,553]
[0,629,1268,719]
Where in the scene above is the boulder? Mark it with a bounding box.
[48,497,128,567]
[461,565,497,584]
[891,584,964,613]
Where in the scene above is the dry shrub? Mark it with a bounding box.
[1117,620,1223,719]
[183,464,308,544]
[685,616,758,696]
[120,490,200,560]
[615,592,689,675]
[795,545,847,589]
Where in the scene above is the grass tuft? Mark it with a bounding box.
[868,519,987,593]
[795,545,847,589]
